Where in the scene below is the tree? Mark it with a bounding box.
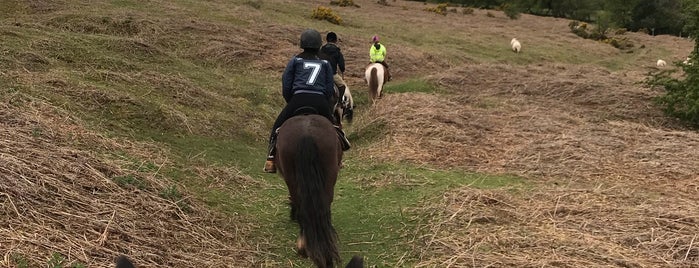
[630,0,684,35]
[649,0,699,127]
[605,0,641,29]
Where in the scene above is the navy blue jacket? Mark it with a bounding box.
[282,56,334,102]
[320,43,345,74]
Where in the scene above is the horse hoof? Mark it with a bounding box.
[296,237,307,258]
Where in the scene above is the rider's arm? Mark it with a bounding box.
[323,61,334,99]
[282,58,295,102]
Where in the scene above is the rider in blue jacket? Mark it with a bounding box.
[264,29,338,173]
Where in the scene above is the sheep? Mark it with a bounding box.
[510,38,521,53]
[683,57,692,66]
[656,59,667,67]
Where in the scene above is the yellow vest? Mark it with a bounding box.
[370,43,386,63]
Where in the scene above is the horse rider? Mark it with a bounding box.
[369,35,392,81]
[264,29,350,173]
[320,31,348,103]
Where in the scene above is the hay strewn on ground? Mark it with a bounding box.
[411,186,699,267]
[355,62,699,267]
[0,94,261,267]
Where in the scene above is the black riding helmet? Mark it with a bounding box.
[300,29,322,49]
[326,32,337,42]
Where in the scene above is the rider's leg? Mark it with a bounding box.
[333,74,347,98]
[380,61,392,81]
[264,104,294,173]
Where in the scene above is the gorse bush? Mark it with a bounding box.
[501,3,520,19]
[424,3,448,16]
[462,7,474,15]
[569,20,635,50]
[312,6,343,25]
[569,20,590,38]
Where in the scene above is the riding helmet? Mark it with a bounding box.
[300,29,322,49]
[326,31,338,42]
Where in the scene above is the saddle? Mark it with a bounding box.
[293,106,319,116]
[287,106,351,151]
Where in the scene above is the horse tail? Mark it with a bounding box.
[295,136,340,267]
[369,67,379,101]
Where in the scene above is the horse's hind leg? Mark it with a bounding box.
[289,194,299,221]
[296,231,308,258]
[286,179,300,221]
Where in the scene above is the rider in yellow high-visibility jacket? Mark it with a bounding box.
[369,35,392,81]
[370,42,386,63]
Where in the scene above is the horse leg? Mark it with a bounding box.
[296,231,308,258]
[285,176,300,222]
[289,190,299,221]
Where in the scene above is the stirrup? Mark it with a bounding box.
[334,126,351,151]
[263,159,276,173]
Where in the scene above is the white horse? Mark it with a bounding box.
[333,84,355,127]
[364,63,388,104]
[341,85,354,121]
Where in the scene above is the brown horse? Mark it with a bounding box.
[275,114,343,268]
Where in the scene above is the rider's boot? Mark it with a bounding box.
[263,134,277,173]
[334,125,351,151]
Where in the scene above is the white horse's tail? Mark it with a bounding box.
[369,68,379,101]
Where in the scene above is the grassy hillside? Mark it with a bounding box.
[1,0,697,267]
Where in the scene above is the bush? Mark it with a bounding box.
[312,6,343,25]
[607,37,634,50]
[424,3,447,16]
[569,20,635,50]
[501,3,520,20]
[462,7,474,15]
[614,28,628,35]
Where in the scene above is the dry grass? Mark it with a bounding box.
[355,59,699,267]
[410,185,699,267]
[0,94,263,267]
